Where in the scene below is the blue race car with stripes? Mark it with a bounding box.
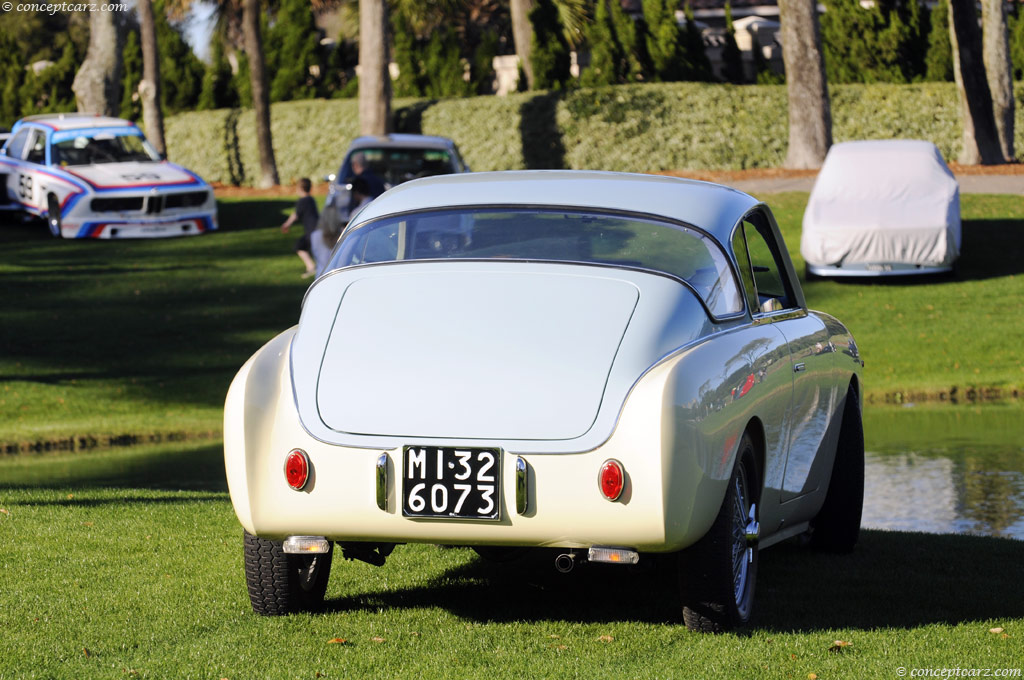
[0,113,217,239]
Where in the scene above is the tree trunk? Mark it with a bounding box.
[137,0,165,157]
[72,9,124,116]
[949,0,1003,164]
[778,0,832,169]
[243,0,279,187]
[510,0,535,90]
[981,0,1014,161]
[359,0,392,136]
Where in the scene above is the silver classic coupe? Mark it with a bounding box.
[224,171,865,632]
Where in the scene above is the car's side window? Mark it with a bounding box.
[5,128,31,160]
[25,130,46,164]
[737,211,797,313]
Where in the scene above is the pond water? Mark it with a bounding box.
[862,406,1024,540]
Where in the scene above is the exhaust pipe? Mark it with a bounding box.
[554,552,576,573]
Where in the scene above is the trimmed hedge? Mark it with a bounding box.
[165,82,1024,186]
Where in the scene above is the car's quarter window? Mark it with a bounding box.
[4,128,31,160]
[734,212,797,312]
[331,208,744,317]
[25,130,46,164]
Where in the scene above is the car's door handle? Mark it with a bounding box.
[793,362,806,373]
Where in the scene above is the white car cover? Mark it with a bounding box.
[801,140,961,269]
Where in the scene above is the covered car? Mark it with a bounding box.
[225,171,865,632]
[801,140,960,276]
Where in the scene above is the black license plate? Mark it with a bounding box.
[402,446,501,520]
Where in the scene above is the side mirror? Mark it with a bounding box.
[759,298,784,314]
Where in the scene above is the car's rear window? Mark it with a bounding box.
[340,148,457,187]
[330,208,743,317]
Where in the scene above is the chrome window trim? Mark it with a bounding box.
[331,204,746,321]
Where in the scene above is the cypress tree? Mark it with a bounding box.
[198,39,239,110]
[266,0,323,102]
[925,0,954,81]
[155,6,204,111]
[120,29,142,120]
[582,0,624,87]
[424,27,471,97]
[391,9,425,97]
[721,2,745,83]
[530,0,571,89]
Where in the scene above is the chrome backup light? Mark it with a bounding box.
[284,449,310,490]
[282,536,330,554]
[588,546,639,565]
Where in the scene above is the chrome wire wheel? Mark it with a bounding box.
[730,463,754,620]
[679,433,760,632]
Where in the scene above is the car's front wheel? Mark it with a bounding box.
[678,434,759,633]
[46,194,63,238]
[243,532,333,615]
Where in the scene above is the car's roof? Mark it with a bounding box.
[350,170,760,244]
[15,113,135,132]
[347,134,458,152]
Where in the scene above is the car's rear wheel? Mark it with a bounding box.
[46,194,63,238]
[678,434,760,633]
[243,531,333,615]
[810,385,864,553]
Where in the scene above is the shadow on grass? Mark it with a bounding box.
[820,218,1024,286]
[327,530,1024,631]
[0,442,228,493]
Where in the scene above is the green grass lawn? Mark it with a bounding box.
[1,439,1022,679]
[768,193,1024,403]
[1,192,1022,448]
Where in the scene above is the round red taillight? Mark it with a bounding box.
[285,449,310,490]
[599,459,625,501]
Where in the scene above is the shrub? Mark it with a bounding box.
[165,81,1024,185]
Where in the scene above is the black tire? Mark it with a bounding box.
[243,531,333,615]
[810,386,864,553]
[679,434,759,633]
[46,194,63,238]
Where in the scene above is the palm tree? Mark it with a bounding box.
[948,0,1002,164]
[137,0,166,156]
[777,0,832,169]
[359,0,391,135]
[72,10,123,115]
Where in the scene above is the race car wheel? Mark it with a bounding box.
[46,194,63,238]
[810,385,864,553]
[243,531,334,615]
[679,434,759,633]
